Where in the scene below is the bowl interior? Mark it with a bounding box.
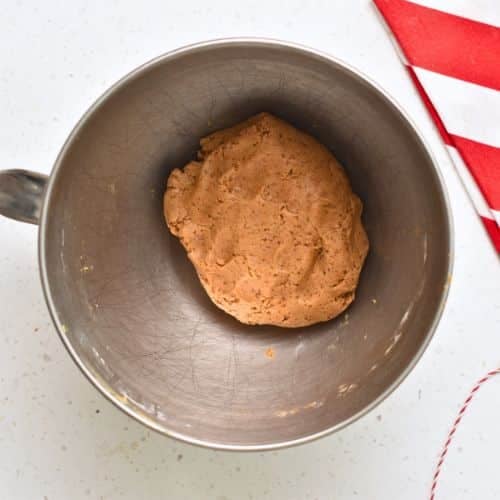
[42,41,451,449]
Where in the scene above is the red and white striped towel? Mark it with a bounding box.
[373,0,500,252]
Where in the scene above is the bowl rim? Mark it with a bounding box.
[38,37,454,451]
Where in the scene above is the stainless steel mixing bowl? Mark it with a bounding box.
[0,39,452,450]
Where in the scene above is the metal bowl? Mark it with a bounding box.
[0,39,452,450]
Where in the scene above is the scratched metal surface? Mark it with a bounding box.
[40,41,451,448]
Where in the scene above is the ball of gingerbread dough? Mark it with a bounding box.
[164,113,369,327]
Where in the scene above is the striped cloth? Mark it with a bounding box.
[374,0,500,252]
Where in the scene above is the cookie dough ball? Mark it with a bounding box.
[164,113,368,327]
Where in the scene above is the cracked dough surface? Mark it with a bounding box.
[164,113,369,327]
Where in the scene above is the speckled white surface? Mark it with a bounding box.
[0,1,499,499]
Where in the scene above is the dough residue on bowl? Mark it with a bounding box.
[164,112,369,327]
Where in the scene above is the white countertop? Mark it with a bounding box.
[1,1,499,499]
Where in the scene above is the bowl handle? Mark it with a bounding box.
[0,169,48,225]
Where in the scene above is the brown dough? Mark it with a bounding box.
[164,113,369,327]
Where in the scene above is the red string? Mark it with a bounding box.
[430,368,500,499]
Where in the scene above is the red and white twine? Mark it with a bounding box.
[430,368,500,500]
